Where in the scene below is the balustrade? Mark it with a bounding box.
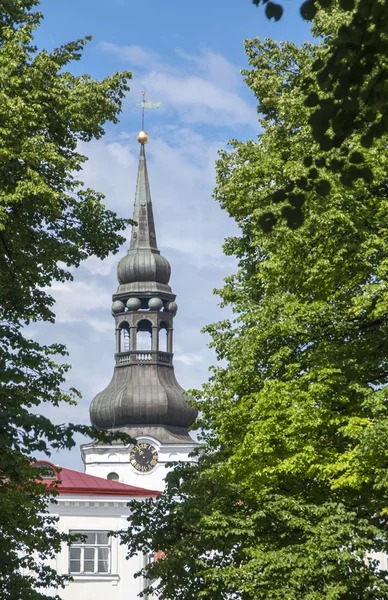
[115,350,172,366]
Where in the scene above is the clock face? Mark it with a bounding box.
[130,443,158,472]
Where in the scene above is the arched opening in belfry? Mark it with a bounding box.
[137,319,152,351]
[119,322,130,353]
[159,322,168,352]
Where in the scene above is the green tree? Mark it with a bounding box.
[0,1,132,597]
[120,10,388,600]
[253,0,388,229]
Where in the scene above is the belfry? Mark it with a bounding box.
[81,130,197,490]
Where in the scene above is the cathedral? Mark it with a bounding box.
[37,129,198,599]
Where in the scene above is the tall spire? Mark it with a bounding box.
[129,91,162,253]
[116,132,171,294]
[89,129,197,444]
[129,137,158,253]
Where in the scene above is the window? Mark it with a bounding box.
[69,531,110,574]
[107,472,119,481]
[32,462,57,480]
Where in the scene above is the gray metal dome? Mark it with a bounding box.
[117,250,171,285]
[90,364,196,431]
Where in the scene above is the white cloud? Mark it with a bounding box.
[139,72,255,126]
[99,43,163,71]
[175,353,205,366]
[82,253,119,277]
[176,49,241,91]
[48,280,112,329]
[99,43,257,126]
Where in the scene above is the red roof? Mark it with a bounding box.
[34,461,159,497]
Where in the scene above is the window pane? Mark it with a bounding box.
[98,547,110,573]
[70,532,84,544]
[84,560,94,573]
[83,532,96,545]
[70,547,81,560]
[70,531,94,544]
[84,547,95,560]
[98,561,109,573]
[70,560,81,573]
[97,532,109,545]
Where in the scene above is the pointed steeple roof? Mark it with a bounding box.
[129,141,158,253]
[116,132,171,293]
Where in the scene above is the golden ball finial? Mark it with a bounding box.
[137,130,149,144]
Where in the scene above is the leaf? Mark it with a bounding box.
[319,135,334,151]
[281,205,304,228]
[304,156,314,167]
[296,177,308,190]
[265,1,284,20]
[317,0,333,8]
[361,133,374,148]
[300,0,318,20]
[304,92,320,108]
[116,6,388,600]
[359,167,374,183]
[289,192,305,208]
[349,151,364,164]
[339,0,355,10]
[258,211,277,232]
[272,189,287,203]
[315,179,331,196]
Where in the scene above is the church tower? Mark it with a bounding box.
[81,130,197,490]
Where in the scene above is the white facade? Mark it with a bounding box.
[48,493,149,600]
[39,429,197,600]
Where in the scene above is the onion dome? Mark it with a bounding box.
[117,252,171,285]
[90,366,196,434]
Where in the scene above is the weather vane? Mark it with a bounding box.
[135,91,161,131]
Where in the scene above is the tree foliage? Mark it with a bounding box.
[120,8,388,600]
[0,1,132,597]
[252,0,388,230]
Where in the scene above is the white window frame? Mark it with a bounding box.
[69,530,111,575]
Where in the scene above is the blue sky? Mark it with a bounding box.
[33,0,312,470]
